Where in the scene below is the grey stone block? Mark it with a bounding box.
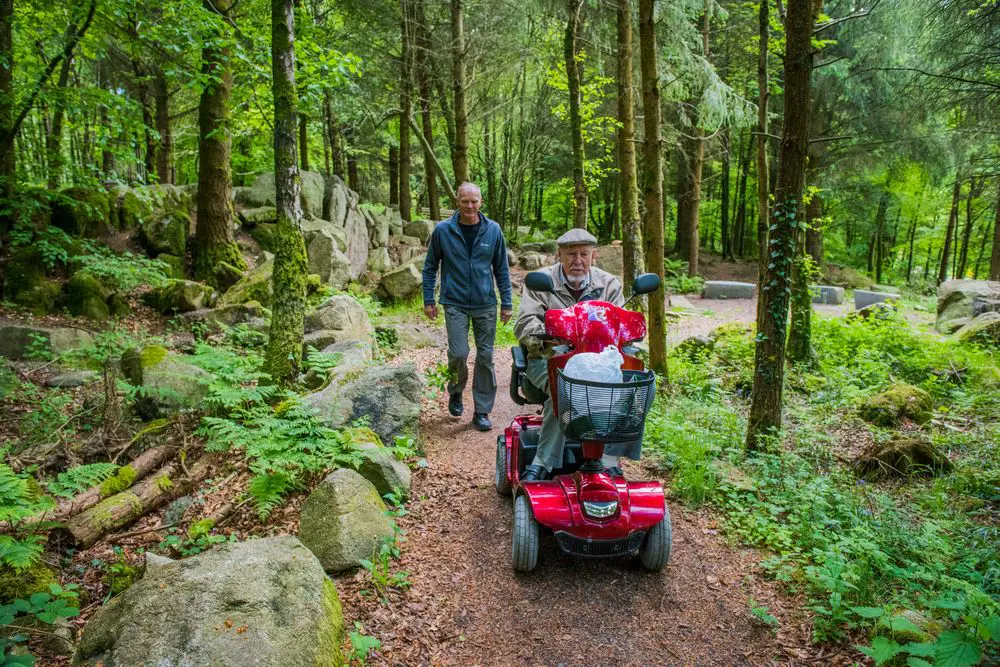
[811,285,845,305]
[702,281,756,300]
[854,290,899,310]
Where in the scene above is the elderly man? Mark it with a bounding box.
[423,182,513,432]
[513,228,626,482]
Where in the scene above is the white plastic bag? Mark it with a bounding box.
[563,345,624,383]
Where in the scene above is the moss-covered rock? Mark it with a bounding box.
[0,361,19,399]
[2,246,60,315]
[120,345,209,419]
[249,223,280,252]
[218,258,273,307]
[859,384,933,427]
[237,206,277,228]
[51,187,112,237]
[156,254,185,279]
[855,437,953,478]
[0,562,58,602]
[142,280,216,314]
[0,324,94,360]
[211,261,244,292]
[67,272,111,320]
[108,293,131,318]
[14,277,63,316]
[138,210,190,257]
[117,188,155,231]
[955,311,1000,347]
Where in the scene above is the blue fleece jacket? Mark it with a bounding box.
[422,212,513,310]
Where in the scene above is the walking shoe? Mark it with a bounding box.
[472,413,492,431]
[521,464,547,483]
[448,393,463,417]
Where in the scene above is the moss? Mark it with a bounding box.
[859,384,933,427]
[192,239,247,284]
[186,518,216,539]
[347,427,383,448]
[141,346,169,369]
[13,278,62,316]
[108,292,131,318]
[67,272,111,320]
[856,437,953,478]
[250,223,280,251]
[317,578,345,667]
[91,492,143,531]
[306,274,322,294]
[118,188,155,231]
[100,465,137,498]
[0,363,20,400]
[0,562,58,602]
[52,187,112,237]
[157,253,186,279]
[155,475,173,492]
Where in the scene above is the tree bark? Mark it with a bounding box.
[905,217,917,283]
[407,113,458,205]
[805,191,823,263]
[45,43,74,190]
[721,129,730,259]
[683,131,703,277]
[755,0,770,293]
[617,0,643,294]
[937,172,962,284]
[415,0,439,220]
[153,68,172,184]
[389,145,399,206]
[299,113,309,171]
[639,0,666,377]
[957,176,980,278]
[991,179,1000,281]
[265,0,308,383]
[0,0,12,217]
[50,456,216,551]
[565,0,588,230]
[193,0,246,282]
[873,190,888,285]
[399,0,413,221]
[746,0,815,449]
[450,0,469,185]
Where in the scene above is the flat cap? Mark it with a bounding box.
[556,228,598,247]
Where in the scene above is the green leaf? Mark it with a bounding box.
[980,615,1000,641]
[906,658,933,667]
[858,637,904,665]
[853,606,886,619]
[903,642,936,657]
[934,630,982,667]
[880,614,928,639]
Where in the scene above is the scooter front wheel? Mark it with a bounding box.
[639,505,672,572]
[495,435,511,497]
[512,493,540,571]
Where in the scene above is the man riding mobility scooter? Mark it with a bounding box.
[496,271,672,572]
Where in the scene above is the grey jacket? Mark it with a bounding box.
[422,212,513,310]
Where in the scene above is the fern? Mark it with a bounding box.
[45,463,120,498]
[248,473,297,520]
[0,463,54,570]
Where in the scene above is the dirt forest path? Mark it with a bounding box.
[336,300,826,666]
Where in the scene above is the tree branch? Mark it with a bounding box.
[814,0,881,34]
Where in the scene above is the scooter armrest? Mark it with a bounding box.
[511,345,528,372]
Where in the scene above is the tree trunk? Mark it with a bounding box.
[991,179,1000,281]
[415,0,439,220]
[617,0,643,294]
[685,131,703,277]
[299,113,309,171]
[721,129,730,259]
[873,190,888,284]
[265,0,308,383]
[565,0,588,229]
[938,172,961,284]
[755,0,770,294]
[957,176,980,278]
[98,59,114,177]
[484,113,496,214]
[153,68,172,184]
[399,0,413,221]
[639,0,666,377]
[805,191,823,264]
[746,0,815,449]
[735,131,751,257]
[786,221,813,364]
[450,0,469,185]
[0,0,12,225]
[193,0,246,282]
[389,145,399,206]
[45,44,74,190]
[905,217,917,283]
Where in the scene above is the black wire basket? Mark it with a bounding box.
[555,368,656,442]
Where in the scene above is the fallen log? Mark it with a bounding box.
[50,455,217,551]
[42,445,176,523]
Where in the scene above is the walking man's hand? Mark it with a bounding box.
[500,308,513,324]
[424,304,438,320]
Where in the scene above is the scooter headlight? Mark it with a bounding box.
[582,500,618,519]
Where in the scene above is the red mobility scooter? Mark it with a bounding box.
[496,271,671,572]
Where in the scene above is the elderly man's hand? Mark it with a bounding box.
[500,308,513,324]
[424,304,438,320]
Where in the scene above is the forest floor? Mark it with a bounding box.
[332,282,884,666]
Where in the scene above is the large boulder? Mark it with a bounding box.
[824,264,874,290]
[142,279,217,314]
[858,383,932,427]
[595,244,623,278]
[811,285,845,305]
[0,324,94,360]
[51,188,113,237]
[306,363,422,446]
[325,176,351,226]
[2,246,61,315]
[303,340,373,389]
[519,252,548,270]
[73,536,344,667]
[403,220,435,244]
[521,240,558,254]
[307,229,352,288]
[936,280,1000,333]
[955,311,1000,346]
[702,281,756,300]
[385,206,403,237]
[219,258,274,307]
[367,247,393,274]
[137,210,190,257]
[357,449,412,497]
[379,263,422,300]
[342,208,370,280]
[304,295,374,344]
[302,216,348,253]
[855,437,953,479]
[178,301,270,334]
[236,206,277,227]
[363,207,390,249]
[298,469,395,573]
[238,171,327,218]
[121,346,209,418]
[854,289,899,310]
[67,272,112,320]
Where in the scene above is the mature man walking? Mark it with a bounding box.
[422,182,513,431]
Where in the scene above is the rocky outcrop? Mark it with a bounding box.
[936,280,1000,333]
[855,437,952,479]
[178,302,270,333]
[121,346,209,419]
[378,263,422,300]
[304,295,374,345]
[74,537,344,667]
[67,272,112,320]
[219,258,274,306]
[403,220,435,244]
[519,252,548,270]
[298,469,395,573]
[0,324,94,360]
[137,210,190,257]
[142,280,217,314]
[595,244,623,278]
[306,363,422,446]
[955,311,1000,346]
[307,229,353,288]
[357,449,412,497]
[237,171,327,218]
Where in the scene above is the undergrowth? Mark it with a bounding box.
[646,313,1000,664]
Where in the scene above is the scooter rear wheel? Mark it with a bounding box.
[512,493,540,571]
[495,435,511,497]
[639,505,672,572]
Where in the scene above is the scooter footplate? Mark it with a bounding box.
[554,530,645,558]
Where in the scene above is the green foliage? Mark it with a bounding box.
[348,621,382,665]
[45,463,119,498]
[302,346,343,377]
[423,362,452,398]
[158,530,236,558]
[99,465,137,497]
[663,257,706,295]
[94,547,142,597]
[358,526,410,605]
[0,464,54,571]
[70,241,171,293]
[9,217,73,271]
[0,582,80,662]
